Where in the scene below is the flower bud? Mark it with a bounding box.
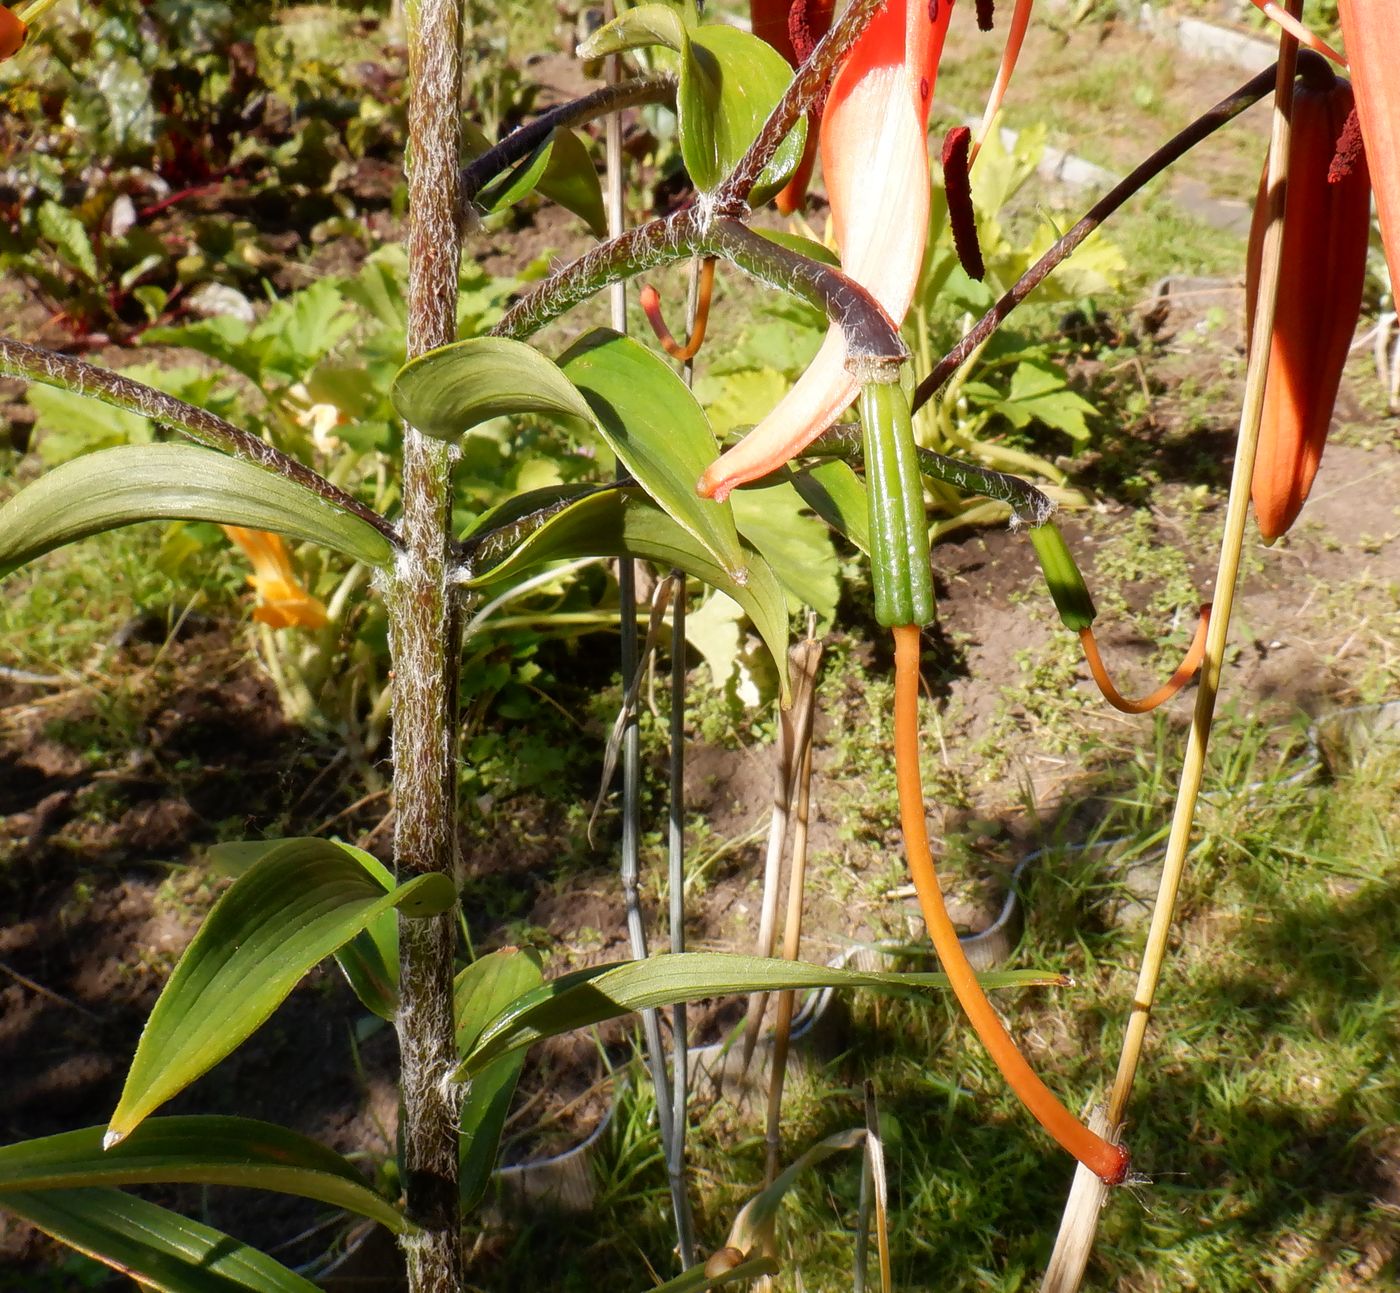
[1246,71,1371,542]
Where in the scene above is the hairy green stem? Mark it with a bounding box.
[0,337,400,549]
[391,1,466,1289]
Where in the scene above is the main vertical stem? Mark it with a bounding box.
[391,1,464,1289]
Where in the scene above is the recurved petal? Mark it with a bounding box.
[698,328,859,502]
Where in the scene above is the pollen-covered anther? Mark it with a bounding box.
[941,126,986,281]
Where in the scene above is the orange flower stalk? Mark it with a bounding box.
[1338,0,1400,288]
[1246,67,1370,542]
[221,526,330,631]
[751,0,836,213]
[699,0,953,502]
[0,6,26,60]
[1079,605,1211,714]
[639,257,716,361]
[893,624,1131,1185]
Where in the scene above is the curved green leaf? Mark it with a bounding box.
[0,1188,320,1293]
[683,24,805,201]
[0,444,394,578]
[455,949,545,1211]
[465,125,604,235]
[108,838,456,1145]
[453,951,1062,1082]
[645,1254,780,1292]
[392,336,594,442]
[580,7,803,198]
[463,486,791,701]
[559,329,743,576]
[537,128,606,237]
[578,3,689,58]
[0,1118,406,1234]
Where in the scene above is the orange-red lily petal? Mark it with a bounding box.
[0,6,27,60]
[222,526,330,631]
[699,0,953,502]
[1246,70,1370,542]
[1338,0,1400,290]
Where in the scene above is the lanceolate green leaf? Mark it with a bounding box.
[644,1255,780,1292]
[0,1118,406,1233]
[464,124,605,235]
[0,1188,321,1293]
[535,127,607,237]
[0,444,394,579]
[453,952,1061,1082]
[579,7,803,198]
[391,336,594,442]
[682,24,804,202]
[558,329,743,575]
[463,486,791,701]
[107,839,456,1145]
[454,949,544,1210]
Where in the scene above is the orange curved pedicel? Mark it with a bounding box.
[891,623,1130,1184]
[1079,604,1212,715]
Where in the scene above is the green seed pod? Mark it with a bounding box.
[1029,521,1096,631]
[860,380,935,627]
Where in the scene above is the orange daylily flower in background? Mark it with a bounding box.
[1246,70,1370,542]
[750,0,836,213]
[221,526,330,631]
[1337,0,1400,290]
[699,0,955,502]
[0,5,27,60]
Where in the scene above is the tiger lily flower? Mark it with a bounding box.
[221,527,330,631]
[1337,0,1400,289]
[699,0,954,502]
[1246,67,1370,542]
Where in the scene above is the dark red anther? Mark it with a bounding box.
[941,126,985,281]
[1329,106,1365,183]
[789,0,820,64]
[976,0,995,30]
[929,0,940,23]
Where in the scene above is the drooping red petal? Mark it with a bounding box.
[1246,75,1371,542]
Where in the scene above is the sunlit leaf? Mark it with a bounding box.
[559,329,743,576]
[453,951,1061,1081]
[392,337,593,441]
[0,1118,405,1233]
[455,949,544,1210]
[580,6,803,198]
[462,486,791,701]
[790,459,871,554]
[107,838,455,1144]
[0,444,394,578]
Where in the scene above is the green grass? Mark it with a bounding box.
[469,716,1400,1291]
